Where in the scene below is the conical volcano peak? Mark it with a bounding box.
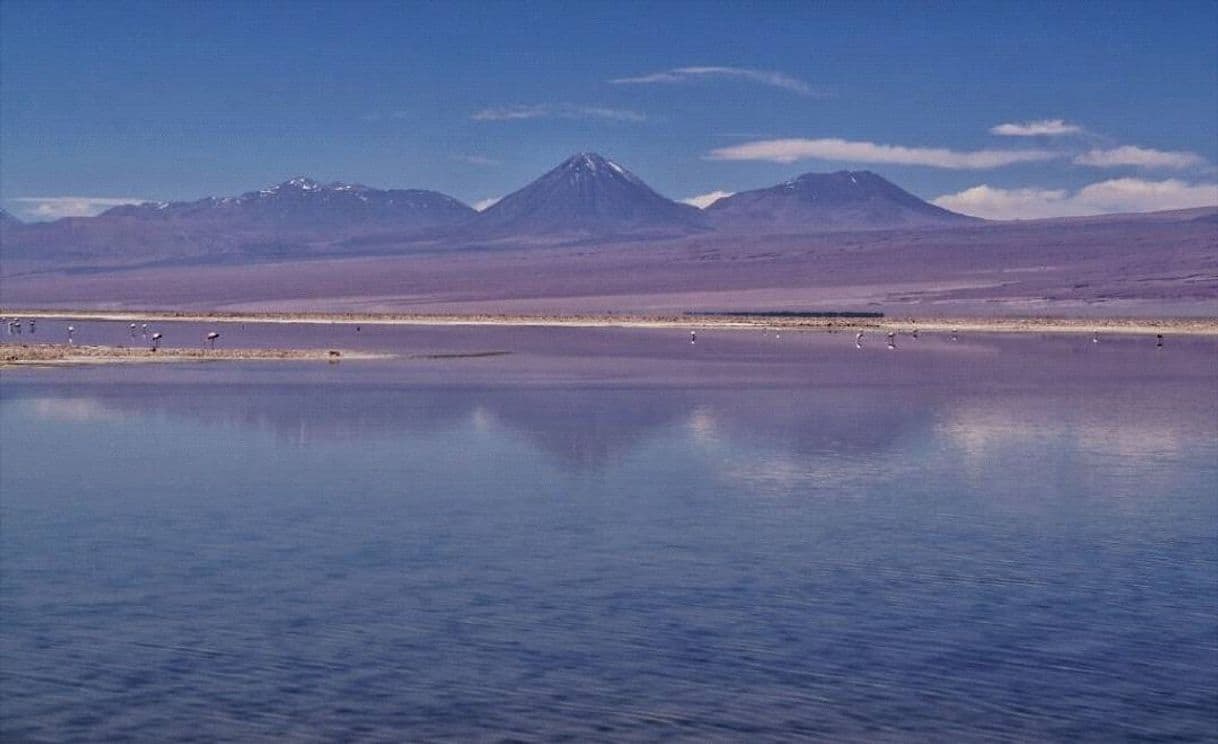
[556,152,638,181]
[473,153,705,236]
[561,152,610,169]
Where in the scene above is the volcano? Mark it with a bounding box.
[707,170,978,232]
[472,153,707,238]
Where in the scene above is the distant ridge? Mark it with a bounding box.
[1,178,476,264]
[707,170,978,232]
[472,153,707,237]
[101,177,475,230]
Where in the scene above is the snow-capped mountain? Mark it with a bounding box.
[473,153,707,236]
[707,170,978,232]
[0,178,477,265]
[101,177,476,230]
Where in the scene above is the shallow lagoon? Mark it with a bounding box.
[2,324,1216,741]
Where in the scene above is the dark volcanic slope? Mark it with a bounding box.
[473,153,707,237]
[707,170,979,232]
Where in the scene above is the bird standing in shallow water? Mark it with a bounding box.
[855,331,864,349]
[690,330,696,344]
[206,331,220,349]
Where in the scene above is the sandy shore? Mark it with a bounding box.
[0,343,397,368]
[3,308,1217,336]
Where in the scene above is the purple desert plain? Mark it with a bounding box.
[2,153,1215,317]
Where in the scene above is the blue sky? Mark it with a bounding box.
[3,0,1216,220]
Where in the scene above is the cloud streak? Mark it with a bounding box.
[473,197,501,211]
[611,66,819,96]
[932,178,1218,219]
[1074,145,1206,170]
[11,196,147,220]
[472,104,645,122]
[707,137,1058,169]
[681,190,734,209]
[990,119,1083,136]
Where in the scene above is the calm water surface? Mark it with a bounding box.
[2,324,1216,741]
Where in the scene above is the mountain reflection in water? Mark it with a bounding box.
[2,332,1216,742]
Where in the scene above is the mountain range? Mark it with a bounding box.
[2,152,1214,317]
[102,177,476,229]
[1,153,989,266]
[9,152,1218,281]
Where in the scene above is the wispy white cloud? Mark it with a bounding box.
[707,137,1058,169]
[931,186,1075,220]
[931,178,1218,220]
[1073,145,1207,170]
[11,196,147,220]
[681,190,734,209]
[1074,177,1218,211]
[611,66,820,96]
[471,104,645,122]
[990,119,1083,136]
[456,155,502,167]
[473,197,501,211]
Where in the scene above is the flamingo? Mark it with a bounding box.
[1156,333,1164,348]
[150,332,163,351]
[66,325,75,345]
[855,331,864,349]
[690,330,696,344]
[887,331,896,350]
[206,331,220,350]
